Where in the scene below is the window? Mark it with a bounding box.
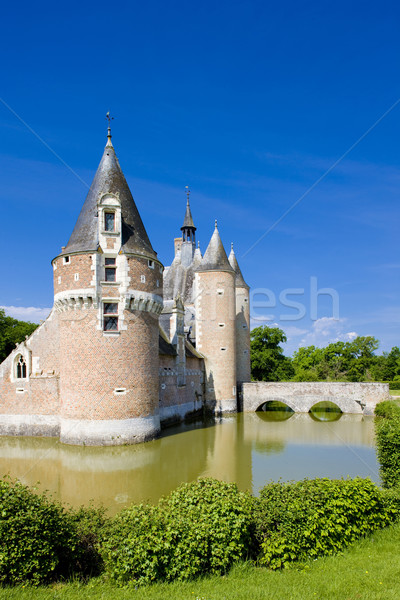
[141,275,146,283]
[16,355,27,379]
[104,212,115,231]
[148,260,154,268]
[105,257,116,282]
[63,256,70,264]
[103,303,118,331]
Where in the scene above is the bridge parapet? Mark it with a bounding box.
[242,382,389,415]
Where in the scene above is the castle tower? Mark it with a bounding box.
[194,221,237,413]
[52,126,163,445]
[228,244,251,385]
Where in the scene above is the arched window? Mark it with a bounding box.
[16,355,27,379]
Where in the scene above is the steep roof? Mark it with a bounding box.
[181,198,196,230]
[228,244,249,289]
[64,133,157,258]
[196,222,234,273]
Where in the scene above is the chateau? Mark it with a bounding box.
[0,128,250,445]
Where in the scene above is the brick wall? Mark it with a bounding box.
[53,254,94,294]
[59,307,159,421]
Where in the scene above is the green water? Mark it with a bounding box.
[0,412,379,514]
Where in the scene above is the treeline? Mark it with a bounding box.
[0,309,38,363]
[250,325,400,383]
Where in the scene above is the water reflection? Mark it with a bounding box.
[257,400,294,421]
[0,412,379,514]
[309,400,342,422]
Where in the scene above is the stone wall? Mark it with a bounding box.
[242,381,390,415]
[159,355,204,423]
[0,310,61,436]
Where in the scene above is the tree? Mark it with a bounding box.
[0,309,38,363]
[291,346,324,381]
[250,326,294,381]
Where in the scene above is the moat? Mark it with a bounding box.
[0,411,379,514]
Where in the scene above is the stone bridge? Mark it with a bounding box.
[242,382,390,416]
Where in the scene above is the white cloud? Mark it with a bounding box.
[299,317,358,348]
[279,317,359,355]
[1,306,52,323]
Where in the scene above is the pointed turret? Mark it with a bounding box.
[194,220,237,414]
[64,129,157,259]
[228,244,249,289]
[196,221,235,273]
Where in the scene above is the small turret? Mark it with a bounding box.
[180,187,196,267]
[195,221,237,413]
[229,244,251,386]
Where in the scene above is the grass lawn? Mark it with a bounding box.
[389,390,400,397]
[2,522,400,600]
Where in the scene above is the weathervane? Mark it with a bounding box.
[106,111,114,137]
[185,185,191,203]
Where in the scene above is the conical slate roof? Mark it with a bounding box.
[181,198,196,230]
[228,244,249,289]
[64,134,157,258]
[196,222,234,273]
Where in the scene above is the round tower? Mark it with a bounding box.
[228,244,251,385]
[52,126,163,445]
[194,221,237,413]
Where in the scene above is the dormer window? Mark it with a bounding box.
[105,258,116,282]
[104,212,115,232]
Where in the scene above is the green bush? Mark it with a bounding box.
[375,400,400,419]
[160,478,255,581]
[253,478,397,570]
[389,381,400,390]
[68,504,107,579]
[101,478,255,586]
[0,477,77,585]
[101,504,167,586]
[375,409,400,489]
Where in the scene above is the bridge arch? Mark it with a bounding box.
[256,398,298,413]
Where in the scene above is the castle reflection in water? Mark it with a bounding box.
[0,413,378,514]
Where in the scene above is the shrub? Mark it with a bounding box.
[101,478,255,586]
[254,478,397,569]
[375,404,400,489]
[160,478,255,581]
[375,400,400,419]
[101,504,167,586]
[389,381,400,390]
[0,477,77,585]
[68,504,107,579]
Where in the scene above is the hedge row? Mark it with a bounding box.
[1,474,399,586]
[375,400,400,488]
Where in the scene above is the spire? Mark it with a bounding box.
[228,243,249,289]
[196,221,234,273]
[181,186,196,231]
[106,111,113,148]
[63,129,157,258]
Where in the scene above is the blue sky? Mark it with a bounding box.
[1,0,399,355]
